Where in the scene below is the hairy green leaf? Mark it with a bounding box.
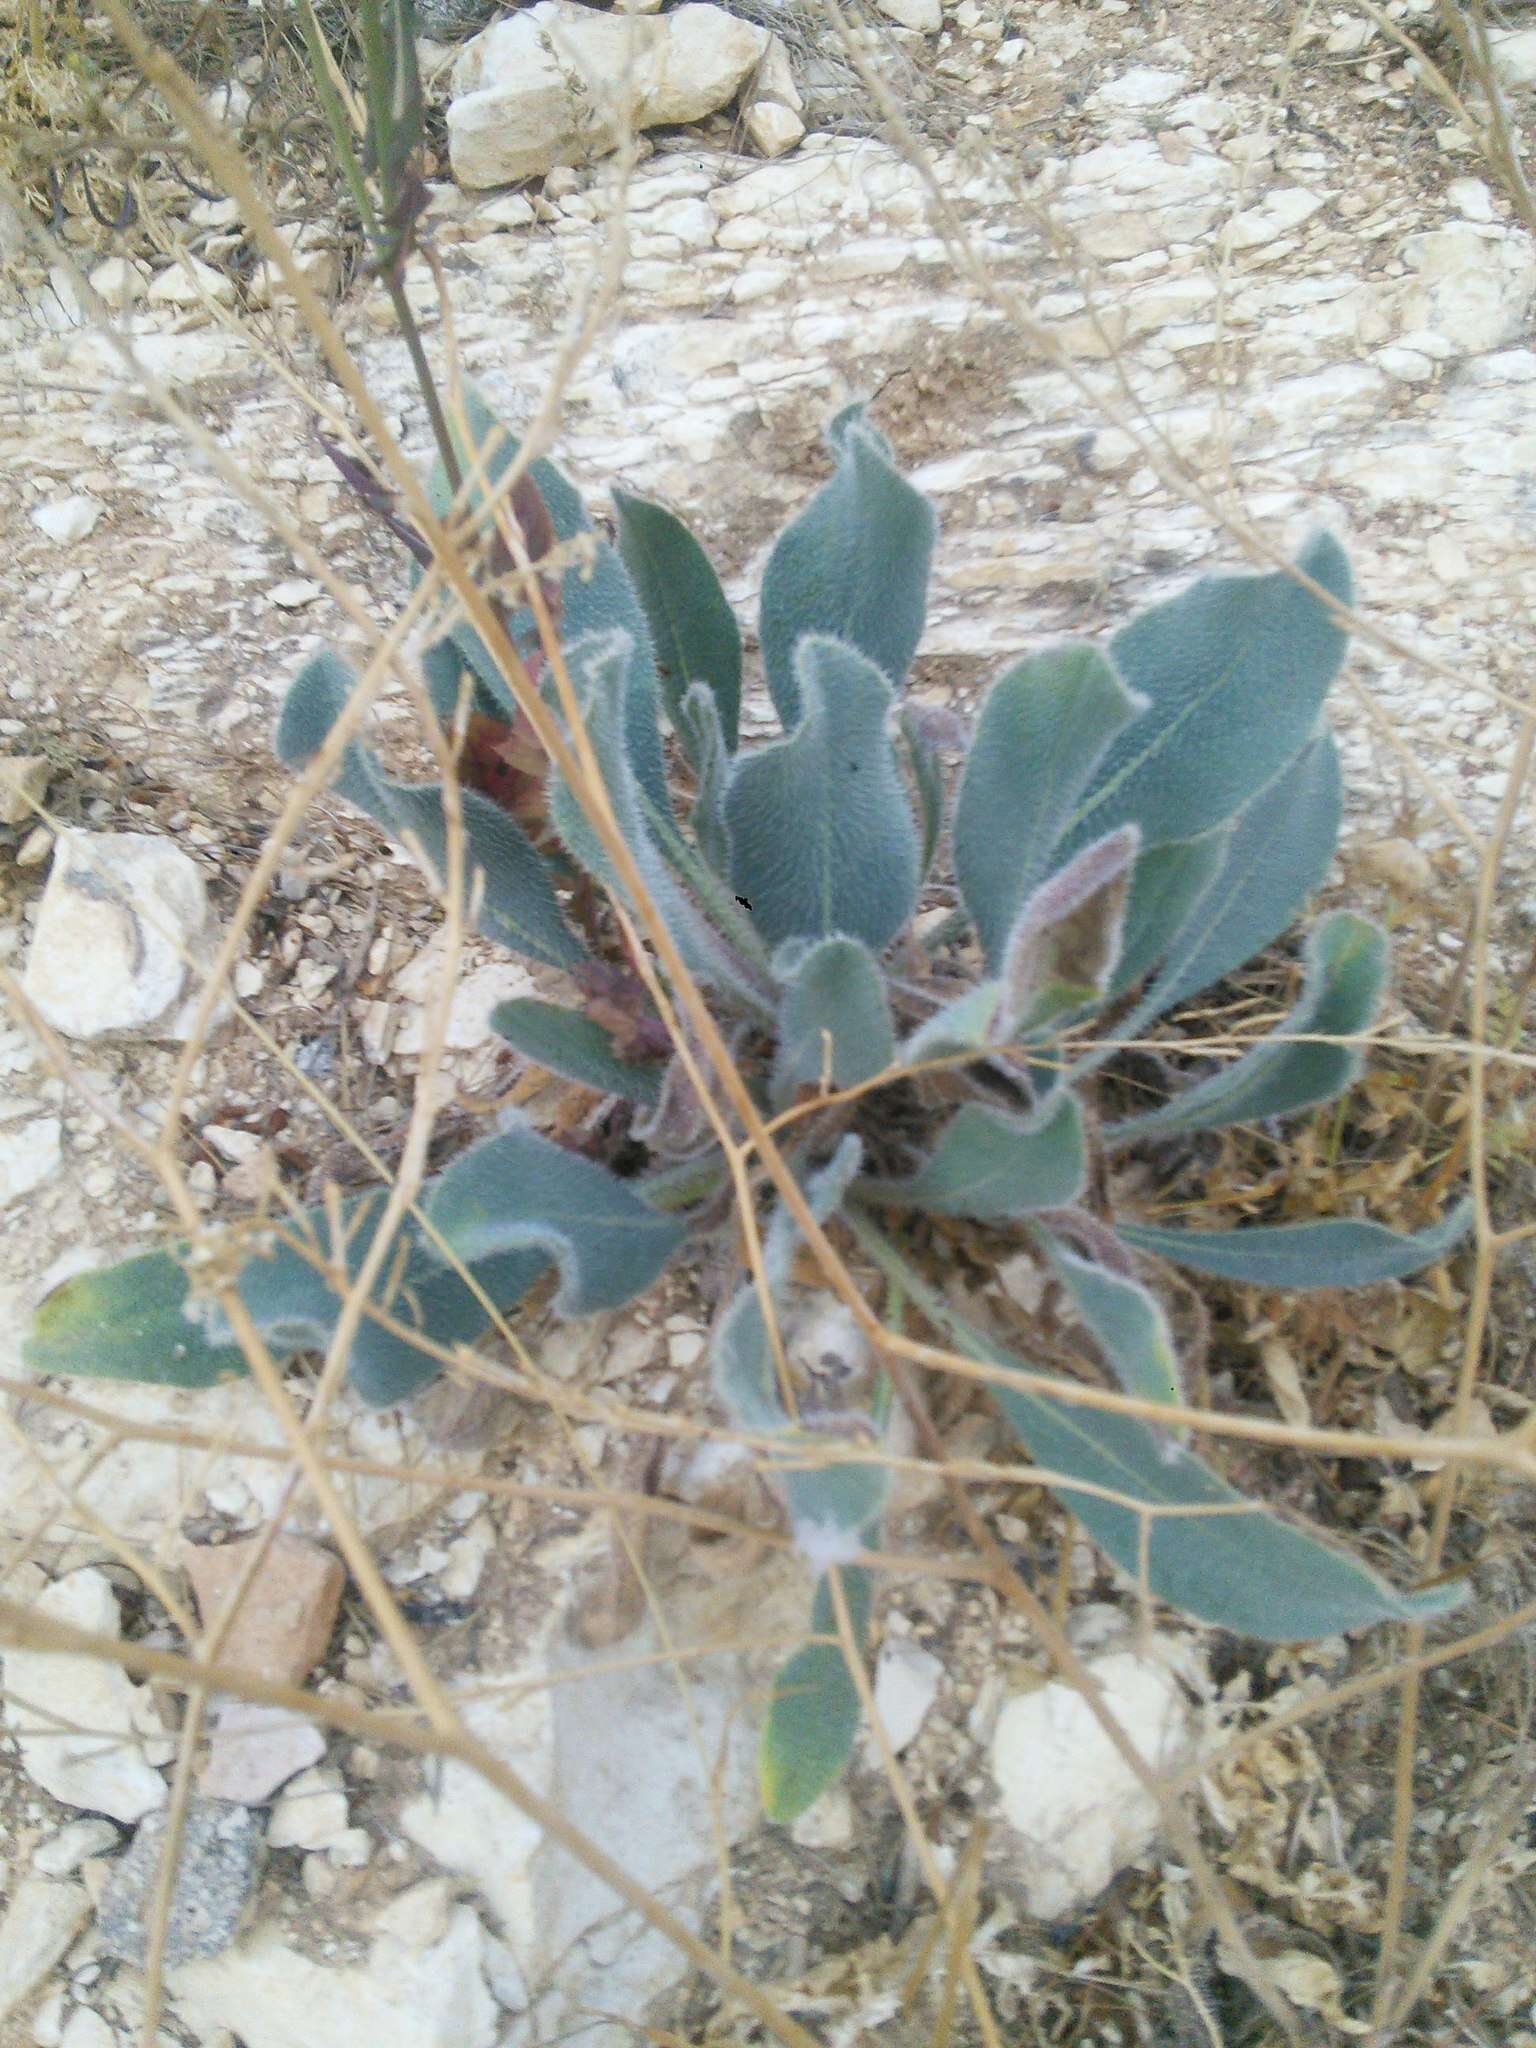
[1068,533,1351,851]
[859,1093,1085,1221]
[1043,1237,1182,1408]
[773,936,895,1107]
[612,485,742,749]
[1119,1198,1472,1290]
[277,649,585,971]
[1109,830,1231,1000]
[24,1251,248,1389]
[491,997,665,1107]
[423,1115,686,1314]
[999,825,1139,1036]
[726,637,920,952]
[900,981,1005,1064]
[1129,727,1343,1029]
[760,1568,872,1823]
[759,406,936,729]
[1108,911,1387,1145]
[955,644,1145,967]
[880,1253,1465,1640]
[676,682,734,877]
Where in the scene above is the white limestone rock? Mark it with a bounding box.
[0,754,49,825]
[168,1908,497,2048]
[146,256,237,312]
[1396,223,1536,354]
[403,1593,757,2044]
[0,1117,61,1209]
[988,1649,1193,1921]
[0,1880,90,2026]
[30,496,103,545]
[448,2,768,187]
[1488,26,1536,89]
[870,1636,943,1755]
[1088,66,1187,113]
[1,1569,168,1824]
[746,101,806,159]
[873,0,941,32]
[1059,137,1232,259]
[21,831,223,1041]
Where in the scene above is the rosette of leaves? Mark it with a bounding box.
[27,394,1469,1821]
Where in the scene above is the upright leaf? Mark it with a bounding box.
[1109,830,1231,1000]
[772,936,895,1107]
[725,637,920,952]
[1119,1198,1472,1289]
[676,682,733,877]
[759,1568,872,1823]
[998,825,1139,1037]
[859,1093,1085,1222]
[1065,533,1352,851]
[955,644,1145,967]
[1043,1237,1182,1408]
[1108,912,1387,1145]
[1093,729,1343,1072]
[612,486,742,749]
[759,407,936,729]
[277,650,586,971]
[711,1140,865,1430]
[425,386,671,819]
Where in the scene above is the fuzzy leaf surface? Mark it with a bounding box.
[423,1116,686,1314]
[278,650,585,971]
[999,825,1139,1035]
[1119,1198,1472,1289]
[859,1093,1084,1221]
[1110,831,1230,999]
[1109,911,1387,1145]
[759,407,936,729]
[891,1263,1464,1639]
[1135,727,1343,1022]
[1068,533,1352,851]
[955,644,1145,967]
[725,637,920,951]
[491,998,665,1107]
[612,486,742,748]
[773,936,895,1107]
[759,1569,872,1823]
[1044,1239,1182,1408]
[24,1252,248,1388]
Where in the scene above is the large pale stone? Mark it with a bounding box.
[448,2,768,187]
[21,831,220,1040]
[0,1117,61,1209]
[168,1910,497,2048]
[0,1879,90,2025]
[1,1569,168,1823]
[988,1650,1192,1921]
[873,0,941,31]
[403,1577,761,2044]
[1396,224,1536,354]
